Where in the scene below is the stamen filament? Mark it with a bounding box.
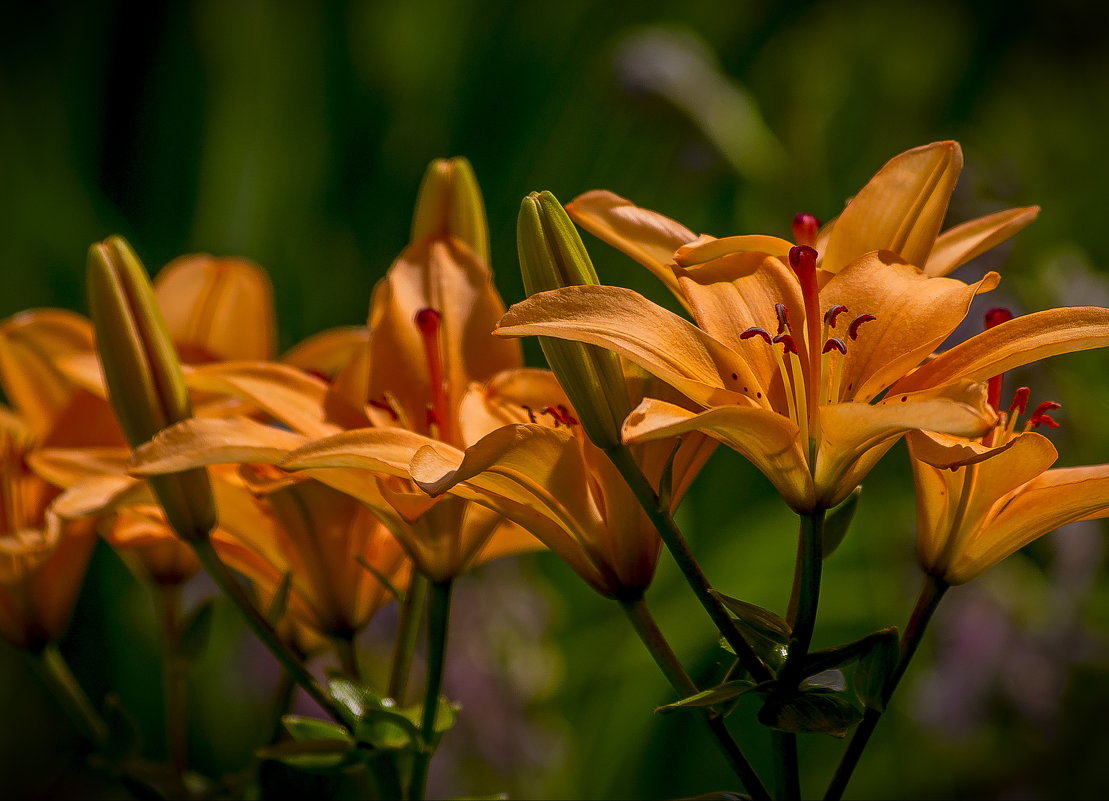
[415,308,452,444]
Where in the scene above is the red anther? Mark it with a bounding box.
[415,307,442,335]
[822,337,847,355]
[848,313,877,340]
[425,406,441,428]
[521,405,537,423]
[741,327,773,344]
[540,405,573,427]
[792,213,821,247]
[1008,387,1031,416]
[369,398,399,421]
[985,307,1014,329]
[1030,401,1062,429]
[557,404,579,425]
[775,303,791,335]
[824,304,849,328]
[772,334,799,355]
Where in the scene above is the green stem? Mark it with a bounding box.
[160,585,188,775]
[782,510,825,681]
[772,731,800,801]
[409,578,452,801]
[334,634,362,683]
[389,573,428,703]
[620,597,772,801]
[33,643,110,748]
[823,575,949,801]
[604,445,772,684]
[190,537,346,725]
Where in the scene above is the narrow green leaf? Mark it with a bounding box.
[709,591,791,640]
[265,572,293,625]
[822,487,861,559]
[256,738,354,771]
[356,555,404,602]
[656,437,682,512]
[757,689,863,737]
[802,627,899,676]
[854,628,900,711]
[655,679,760,714]
[800,669,846,692]
[282,714,353,742]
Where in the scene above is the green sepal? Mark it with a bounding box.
[822,487,861,559]
[853,627,900,711]
[174,599,215,664]
[655,679,761,714]
[757,688,863,737]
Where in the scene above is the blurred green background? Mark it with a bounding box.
[3,0,1109,798]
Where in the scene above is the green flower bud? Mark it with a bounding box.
[87,236,216,541]
[517,191,631,450]
[410,157,490,263]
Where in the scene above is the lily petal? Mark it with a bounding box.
[822,251,999,402]
[822,141,962,273]
[566,190,697,302]
[497,285,755,408]
[621,397,814,513]
[892,306,1109,393]
[281,326,370,378]
[924,206,1040,277]
[280,427,456,479]
[129,417,309,476]
[673,235,794,267]
[154,255,276,362]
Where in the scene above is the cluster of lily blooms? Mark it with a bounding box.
[2,141,1108,670]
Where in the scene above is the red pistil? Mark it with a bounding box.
[792,213,821,247]
[1030,401,1061,429]
[824,304,849,328]
[741,327,772,344]
[1008,387,1031,416]
[775,304,791,335]
[415,307,450,441]
[985,307,1014,329]
[822,337,847,355]
[847,314,876,340]
[772,333,798,355]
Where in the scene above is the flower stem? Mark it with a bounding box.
[334,633,362,682]
[409,578,453,801]
[604,445,772,684]
[823,574,949,801]
[33,643,110,748]
[160,584,188,775]
[190,537,346,725]
[389,573,428,703]
[619,597,772,801]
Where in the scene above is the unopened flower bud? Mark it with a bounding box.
[516,191,631,450]
[87,236,216,541]
[410,157,490,263]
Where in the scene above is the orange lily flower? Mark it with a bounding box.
[0,409,96,651]
[127,158,540,582]
[497,144,1109,513]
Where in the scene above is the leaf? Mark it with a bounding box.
[256,738,356,771]
[801,627,899,676]
[327,676,378,726]
[282,714,352,742]
[854,628,900,711]
[656,437,683,512]
[175,599,215,663]
[822,486,861,559]
[757,689,863,737]
[710,591,791,640]
[355,554,403,602]
[800,669,846,692]
[655,680,760,714]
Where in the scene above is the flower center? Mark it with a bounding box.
[980,308,1060,447]
[521,404,580,429]
[415,307,452,443]
[739,245,876,454]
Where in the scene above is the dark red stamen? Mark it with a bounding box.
[425,406,440,428]
[985,307,1014,329]
[847,314,876,340]
[775,303,791,335]
[822,337,847,355]
[741,327,772,344]
[369,398,399,421]
[792,213,821,247]
[521,405,537,423]
[824,305,849,328]
[773,334,799,355]
[1008,387,1031,416]
[1030,401,1061,429]
[557,404,579,425]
